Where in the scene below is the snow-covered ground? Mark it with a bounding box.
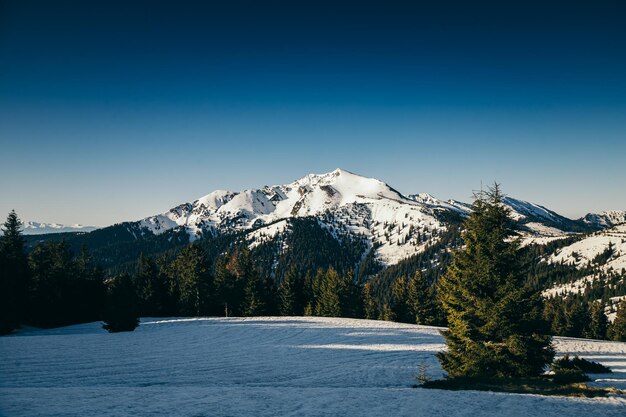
[1,317,625,416]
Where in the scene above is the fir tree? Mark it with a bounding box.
[609,301,626,342]
[102,273,139,333]
[169,245,213,316]
[390,276,412,323]
[379,303,394,321]
[587,301,608,340]
[214,249,249,316]
[0,210,29,334]
[315,268,343,317]
[564,300,591,338]
[408,272,438,325]
[243,269,268,316]
[278,267,298,316]
[361,281,378,319]
[28,241,77,327]
[436,184,554,379]
[134,253,163,316]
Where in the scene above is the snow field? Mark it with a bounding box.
[1,317,626,416]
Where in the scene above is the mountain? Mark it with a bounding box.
[23,221,98,235]
[24,168,611,279]
[138,169,451,265]
[580,210,626,229]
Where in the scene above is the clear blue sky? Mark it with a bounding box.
[1,0,625,226]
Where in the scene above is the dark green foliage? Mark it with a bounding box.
[102,273,139,333]
[436,185,554,379]
[408,272,439,325]
[28,241,104,328]
[361,281,378,319]
[390,276,413,323]
[164,245,213,316]
[24,223,191,275]
[314,268,343,317]
[586,301,608,340]
[608,301,626,341]
[0,211,29,334]
[553,354,611,374]
[242,267,270,316]
[549,368,589,384]
[133,253,164,316]
[422,375,619,397]
[278,267,301,316]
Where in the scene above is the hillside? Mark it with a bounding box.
[1,317,625,416]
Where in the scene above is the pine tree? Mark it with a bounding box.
[243,269,268,316]
[102,273,139,333]
[278,267,298,316]
[134,253,163,316]
[390,276,413,323]
[437,184,554,379]
[587,301,608,340]
[564,300,590,338]
[28,241,77,327]
[379,303,394,321]
[169,245,213,316]
[0,210,29,334]
[362,281,378,319]
[214,249,249,316]
[315,267,343,317]
[609,301,626,342]
[408,272,438,325]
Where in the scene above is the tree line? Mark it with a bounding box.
[2,207,625,340]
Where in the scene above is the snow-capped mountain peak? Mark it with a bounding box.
[22,221,98,235]
[132,169,601,266]
[581,210,626,229]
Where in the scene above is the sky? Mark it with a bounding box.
[1,0,625,226]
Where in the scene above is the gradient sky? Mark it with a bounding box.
[1,0,625,226]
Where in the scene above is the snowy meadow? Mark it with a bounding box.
[1,317,625,416]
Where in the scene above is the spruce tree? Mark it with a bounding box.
[278,267,298,316]
[170,245,213,316]
[243,270,268,316]
[134,253,163,316]
[0,210,29,334]
[315,267,343,317]
[391,276,413,323]
[437,184,554,379]
[609,301,626,342]
[379,303,394,321]
[102,273,139,333]
[361,281,378,320]
[408,272,438,325]
[586,301,608,340]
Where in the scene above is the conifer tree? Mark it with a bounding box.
[134,253,163,316]
[362,281,378,319]
[0,210,29,334]
[315,267,343,317]
[102,273,139,333]
[278,267,298,316]
[28,241,77,327]
[170,245,213,316]
[243,269,268,316]
[390,276,413,323]
[437,184,554,378]
[379,303,394,321]
[408,272,438,325]
[214,249,249,316]
[587,301,608,340]
[609,301,626,342]
[564,300,591,338]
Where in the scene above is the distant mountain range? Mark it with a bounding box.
[23,221,98,235]
[25,169,624,267]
